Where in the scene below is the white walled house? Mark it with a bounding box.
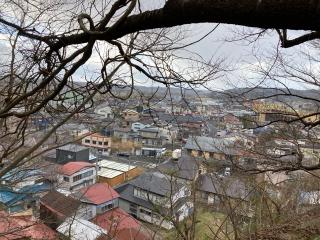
[58,162,97,192]
[71,183,120,220]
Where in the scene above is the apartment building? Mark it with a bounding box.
[82,133,112,156]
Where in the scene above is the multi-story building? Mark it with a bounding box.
[82,132,112,156]
[58,162,97,192]
[116,171,193,229]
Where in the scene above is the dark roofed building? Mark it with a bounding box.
[115,171,192,229]
[157,153,200,181]
[196,174,250,213]
[130,171,183,197]
[40,190,81,229]
[197,174,247,199]
[56,144,90,164]
[184,136,238,160]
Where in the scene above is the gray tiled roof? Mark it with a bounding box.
[115,183,154,210]
[157,153,200,180]
[197,174,248,200]
[130,171,183,196]
[184,136,236,155]
[115,181,189,214]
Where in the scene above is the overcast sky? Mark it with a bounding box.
[0,0,318,92]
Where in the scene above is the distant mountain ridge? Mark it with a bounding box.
[210,87,320,102]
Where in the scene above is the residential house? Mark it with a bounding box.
[197,174,248,209]
[2,169,47,189]
[184,136,238,161]
[82,132,112,156]
[57,217,107,240]
[71,183,120,220]
[0,211,57,240]
[98,159,143,187]
[111,129,141,155]
[93,207,152,240]
[116,171,192,229]
[134,127,173,157]
[113,127,133,142]
[39,190,83,229]
[159,154,251,215]
[58,161,97,192]
[157,152,201,182]
[0,183,51,214]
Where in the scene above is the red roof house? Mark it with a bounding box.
[0,211,57,240]
[60,162,95,176]
[73,183,119,205]
[93,207,152,240]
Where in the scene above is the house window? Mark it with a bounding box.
[82,170,94,178]
[134,188,148,200]
[104,141,108,146]
[84,179,93,186]
[73,174,82,182]
[98,141,103,145]
[92,140,97,144]
[85,139,90,144]
[101,203,114,212]
[140,208,152,216]
[63,176,69,182]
